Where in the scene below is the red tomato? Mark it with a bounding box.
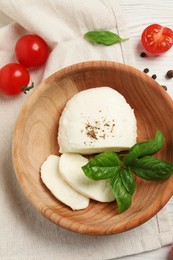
[0,63,30,96]
[15,35,49,68]
[141,24,173,54]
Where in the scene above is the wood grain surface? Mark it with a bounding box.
[12,61,173,236]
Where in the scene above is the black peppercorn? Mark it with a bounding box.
[151,74,157,80]
[143,68,149,73]
[166,70,173,79]
[161,85,167,91]
[140,52,147,57]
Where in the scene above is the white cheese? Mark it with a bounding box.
[58,87,137,154]
[40,155,89,210]
[59,153,115,202]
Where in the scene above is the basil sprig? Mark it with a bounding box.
[82,152,121,180]
[82,130,173,213]
[110,169,135,213]
[84,30,129,46]
[130,156,173,181]
[124,130,164,166]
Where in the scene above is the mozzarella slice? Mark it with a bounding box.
[59,153,115,202]
[58,87,137,154]
[40,155,89,210]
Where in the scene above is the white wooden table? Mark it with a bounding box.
[119,0,173,259]
[0,1,172,259]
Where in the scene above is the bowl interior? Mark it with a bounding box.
[12,61,173,235]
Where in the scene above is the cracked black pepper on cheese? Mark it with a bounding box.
[58,87,137,154]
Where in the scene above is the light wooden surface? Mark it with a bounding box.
[0,0,173,258]
[119,0,173,259]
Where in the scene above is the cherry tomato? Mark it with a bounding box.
[141,24,173,54]
[15,35,49,68]
[0,63,30,96]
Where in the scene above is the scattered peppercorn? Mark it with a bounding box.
[151,74,157,80]
[161,85,167,91]
[83,119,116,145]
[166,70,173,79]
[143,68,149,73]
[140,52,147,57]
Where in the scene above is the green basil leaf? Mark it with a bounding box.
[131,156,173,180]
[111,169,132,213]
[124,130,164,166]
[120,168,136,195]
[84,30,129,46]
[82,152,121,180]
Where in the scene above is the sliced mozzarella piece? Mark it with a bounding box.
[59,153,115,202]
[58,86,137,154]
[40,155,89,210]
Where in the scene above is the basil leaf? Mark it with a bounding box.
[120,168,136,195]
[111,169,132,213]
[124,130,164,166]
[82,152,121,180]
[131,156,173,180]
[84,30,128,46]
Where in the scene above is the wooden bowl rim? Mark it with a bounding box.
[12,60,173,235]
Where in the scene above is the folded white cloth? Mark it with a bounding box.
[0,1,172,259]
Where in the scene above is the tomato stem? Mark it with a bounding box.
[22,82,34,94]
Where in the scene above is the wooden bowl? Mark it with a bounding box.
[12,61,173,235]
